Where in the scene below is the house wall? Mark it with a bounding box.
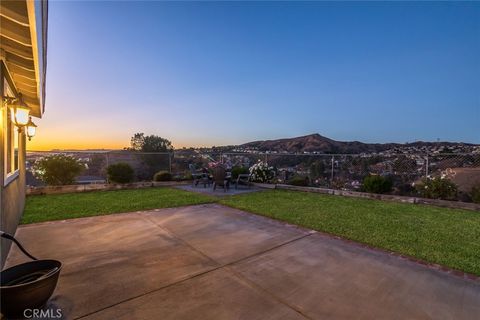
[0,68,27,268]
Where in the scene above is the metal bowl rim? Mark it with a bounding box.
[0,259,62,289]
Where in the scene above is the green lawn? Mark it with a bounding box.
[23,187,480,275]
[22,187,215,224]
[220,190,480,276]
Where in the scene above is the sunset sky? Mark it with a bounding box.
[28,1,479,151]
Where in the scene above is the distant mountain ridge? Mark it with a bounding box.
[238,133,476,154]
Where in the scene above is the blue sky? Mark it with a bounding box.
[32,1,480,150]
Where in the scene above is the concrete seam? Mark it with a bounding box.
[141,214,220,267]
[224,266,314,320]
[74,221,312,320]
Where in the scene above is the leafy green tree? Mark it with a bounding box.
[129,133,173,152]
[129,133,173,180]
[33,155,84,185]
[130,133,145,151]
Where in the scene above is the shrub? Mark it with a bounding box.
[107,163,134,184]
[249,161,274,183]
[231,166,249,179]
[470,184,480,204]
[415,177,458,201]
[288,176,309,187]
[331,178,350,190]
[33,154,84,186]
[362,175,393,194]
[153,170,172,181]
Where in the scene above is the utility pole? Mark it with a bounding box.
[168,152,172,173]
[425,154,429,178]
[331,156,335,182]
[105,152,109,183]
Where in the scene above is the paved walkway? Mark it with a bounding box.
[6,204,480,319]
[176,184,262,196]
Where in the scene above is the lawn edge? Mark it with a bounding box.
[21,187,218,225]
[219,201,480,281]
[19,202,218,227]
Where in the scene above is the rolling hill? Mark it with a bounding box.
[238,133,474,154]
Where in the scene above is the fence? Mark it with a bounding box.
[202,152,479,192]
[26,150,171,186]
[26,150,480,201]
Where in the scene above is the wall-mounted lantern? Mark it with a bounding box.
[26,117,37,141]
[2,93,38,140]
[9,93,30,127]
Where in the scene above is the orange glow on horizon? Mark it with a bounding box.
[25,119,233,151]
[27,134,210,151]
[27,138,127,151]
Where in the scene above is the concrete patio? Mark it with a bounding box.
[5,204,480,319]
[175,184,262,196]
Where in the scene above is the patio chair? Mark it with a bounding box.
[189,164,209,188]
[235,173,252,189]
[212,166,229,192]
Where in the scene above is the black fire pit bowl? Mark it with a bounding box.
[0,232,62,318]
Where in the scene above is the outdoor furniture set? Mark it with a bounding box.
[189,164,251,192]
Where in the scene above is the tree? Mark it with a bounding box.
[128,133,174,180]
[33,154,84,185]
[130,133,145,151]
[129,133,173,152]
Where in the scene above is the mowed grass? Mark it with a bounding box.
[22,187,215,224]
[23,187,480,275]
[220,190,480,276]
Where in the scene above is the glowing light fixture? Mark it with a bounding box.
[9,93,30,126]
[26,117,37,140]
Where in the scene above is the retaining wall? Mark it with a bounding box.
[27,181,188,195]
[252,183,480,211]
